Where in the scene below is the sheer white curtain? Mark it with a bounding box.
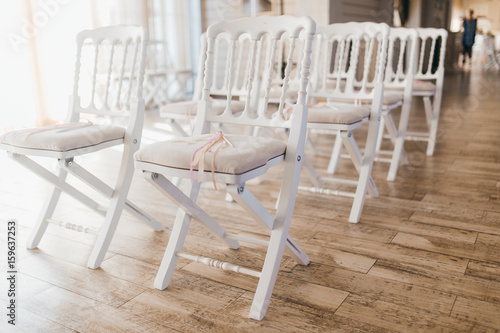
[0,0,200,133]
[0,0,91,131]
[0,1,37,131]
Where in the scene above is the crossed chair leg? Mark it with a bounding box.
[10,153,163,269]
[301,127,379,223]
[143,172,309,320]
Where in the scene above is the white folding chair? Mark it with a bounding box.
[402,28,447,156]
[301,22,390,223]
[159,33,260,137]
[327,27,419,182]
[0,26,163,269]
[134,15,316,320]
[370,28,420,181]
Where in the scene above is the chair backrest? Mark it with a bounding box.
[309,22,390,102]
[269,37,306,89]
[384,27,419,90]
[191,34,207,102]
[194,15,316,134]
[414,28,448,82]
[191,32,266,112]
[69,26,148,123]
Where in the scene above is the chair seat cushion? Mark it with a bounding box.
[307,103,371,125]
[324,90,402,106]
[387,80,436,95]
[413,80,436,92]
[160,99,246,117]
[264,86,299,102]
[135,134,286,175]
[0,123,125,152]
[382,91,403,105]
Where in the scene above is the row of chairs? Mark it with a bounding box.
[0,16,447,320]
[160,23,447,222]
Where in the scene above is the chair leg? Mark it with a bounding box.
[340,131,378,197]
[59,159,163,231]
[143,172,239,249]
[227,184,309,266]
[387,100,412,181]
[422,96,433,129]
[249,225,289,320]
[143,172,239,289]
[11,154,105,214]
[87,150,137,269]
[88,132,149,269]
[302,154,325,188]
[250,115,307,320]
[26,168,68,249]
[88,190,129,269]
[383,111,409,165]
[306,129,319,156]
[250,163,303,319]
[154,181,200,290]
[347,116,380,223]
[326,131,343,175]
[427,100,439,157]
[375,116,386,153]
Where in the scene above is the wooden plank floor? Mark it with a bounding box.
[1,69,500,332]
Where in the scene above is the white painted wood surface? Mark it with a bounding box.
[304,22,390,223]
[134,15,316,320]
[0,25,162,270]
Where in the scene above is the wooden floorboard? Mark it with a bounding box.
[1,69,500,331]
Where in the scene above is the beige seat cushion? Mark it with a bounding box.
[413,80,436,92]
[382,91,403,105]
[387,80,435,94]
[160,99,246,117]
[325,90,402,106]
[307,103,370,125]
[263,86,299,102]
[134,134,286,175]
[0,123,125,152]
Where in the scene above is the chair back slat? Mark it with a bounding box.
[260,37,279,117]
[71,26,147,118]
[199,15,316,129]
[277,37,297,115]
[114,39,129,110]
[383,27,419,89]
[310,22,390,102]
[103,43,116,108]
[197,33,259,101]
[192,34,207,101]
[243,39,259,113]
[89,45,99,108]
[361,36,375,92]
[125,41,140,109]
[224,39,236,106]
[415,28,448,80]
